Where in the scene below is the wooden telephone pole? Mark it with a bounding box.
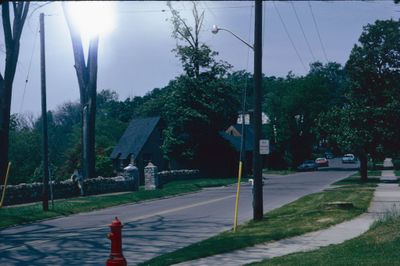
[253,0,263,221]
[40,13,49,211]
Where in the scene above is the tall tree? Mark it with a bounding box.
[62,3,98,179]
[0,2,30,182]
[319,19,400,180]
[264,63,349,169]
[164,2,240,173]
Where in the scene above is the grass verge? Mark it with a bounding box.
[0,178,238,229]
[350,170,381,178]
[140,177,377,266]
[250,212,400,265]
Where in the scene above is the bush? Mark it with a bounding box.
[392,159,400,170]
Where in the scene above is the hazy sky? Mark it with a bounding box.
[1,1,398,116]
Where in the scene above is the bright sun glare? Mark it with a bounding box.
[66,1,115,44]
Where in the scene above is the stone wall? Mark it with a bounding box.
[158,170,200,186]
[0,169,200,206]
[0,176,133,206]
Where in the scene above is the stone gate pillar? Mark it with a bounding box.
[144,162,158,190]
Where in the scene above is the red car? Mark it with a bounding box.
[315,157,329,167]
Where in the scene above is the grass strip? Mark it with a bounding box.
[0,178,238,229]
[350,170,382,178]
[141,178,377,266]
[251,212,400,265]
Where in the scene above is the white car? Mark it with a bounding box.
[342,154,356,163]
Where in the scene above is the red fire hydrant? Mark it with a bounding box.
[106,217,127,266]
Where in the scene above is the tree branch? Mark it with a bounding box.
[87,36,98,98]
[13,2,30,42]
[62,2,88,103]
[2,3,13,49]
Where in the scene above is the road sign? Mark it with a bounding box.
[259,139,269,155]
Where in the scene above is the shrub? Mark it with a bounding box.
[392,159,400,170]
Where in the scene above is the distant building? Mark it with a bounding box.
[219,124,254,176]
[237,111,270,125]
[110,117,165,184]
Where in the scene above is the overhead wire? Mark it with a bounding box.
[19,21,40,114]
[290,1,316,62]
[307,1,329,62]
[272,1,307,72]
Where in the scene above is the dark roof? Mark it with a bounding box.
[232,124,254,140]
[219,128,254,152]
[110,117,161,160]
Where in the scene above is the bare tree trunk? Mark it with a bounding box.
[63,4,98,179]
[359,153,368,181]
[0,79,12,183]
[0,2,29,182]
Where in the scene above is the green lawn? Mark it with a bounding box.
[141,177,377,266]
[351,170,382,177]
[0,178,238,229]
[251,213,400,266]
[333,175,381,186]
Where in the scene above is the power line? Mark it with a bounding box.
[290,1,316,62]
[202,1,218,21]
[273,2,307,72]
[308,1,329,62]
[45,4,255,16]
[19,22,40,114]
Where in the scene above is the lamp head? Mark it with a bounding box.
[211,25,219,34]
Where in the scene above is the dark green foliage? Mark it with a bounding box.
[161,75,240,166]
[317,19,400,179]
[265,63,349,168]
[8,90,129,184]
[8,114,41,184]
[162,2,241,174]
[392,159,400,170]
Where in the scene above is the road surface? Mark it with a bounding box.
[0,159,354,265]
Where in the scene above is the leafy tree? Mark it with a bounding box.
[319,19,400,180]
[8,114,41,184]
[0,2,30,182]
[164,2,240,173]
[263,62,349,169]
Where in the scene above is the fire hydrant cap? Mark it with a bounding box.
[109,217,122,227]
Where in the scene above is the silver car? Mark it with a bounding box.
[342,154,356,163]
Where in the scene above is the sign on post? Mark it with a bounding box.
[259,139,270,155]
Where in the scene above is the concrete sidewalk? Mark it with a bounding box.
[176,170,400,266]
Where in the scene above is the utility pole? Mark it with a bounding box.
[40,13,49,211]
[253,0,263,221]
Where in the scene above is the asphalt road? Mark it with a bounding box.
[0,159,355,265]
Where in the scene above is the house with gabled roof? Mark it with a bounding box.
[110,116,165,183]
[219,124,254,176]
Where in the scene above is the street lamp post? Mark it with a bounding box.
[212,0,263,221]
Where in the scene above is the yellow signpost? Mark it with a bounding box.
[0,162,11,208]
[233,161,243,232]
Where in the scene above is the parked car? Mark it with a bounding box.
[342,154,357,163]
[297,160,318,171]
[315,157,329,167]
